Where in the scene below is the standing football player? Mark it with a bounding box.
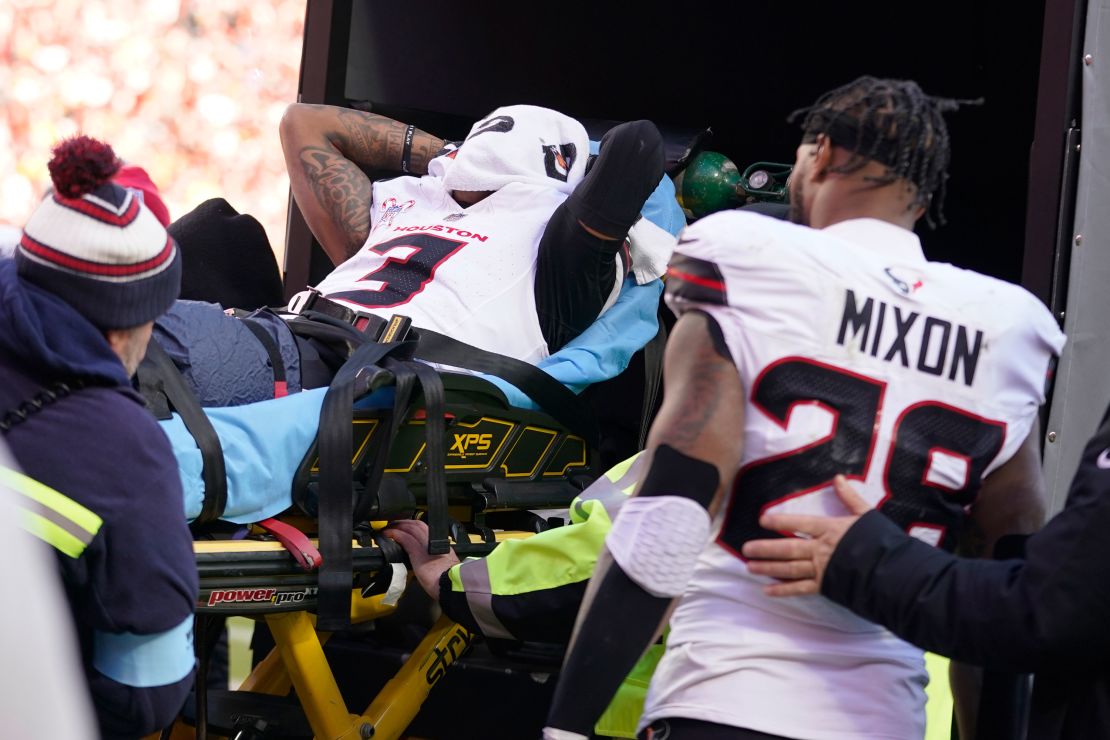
[543,77,1065,740]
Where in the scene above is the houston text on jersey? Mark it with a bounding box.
[836,289,983,386]
[391,224,488,241]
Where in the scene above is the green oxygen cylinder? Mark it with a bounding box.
[673,153,793,220]
[672,151,744,220]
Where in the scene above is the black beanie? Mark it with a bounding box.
[16,136,181,330]
[168,197,284,310]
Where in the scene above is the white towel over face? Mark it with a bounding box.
[431,105,589,195]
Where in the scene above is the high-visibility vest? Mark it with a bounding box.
[0,465,102,559]
[445,453,652,737]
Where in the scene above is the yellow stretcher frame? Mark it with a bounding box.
[154,533,530,740]
[157,533,955,740]
[242,603,472,740]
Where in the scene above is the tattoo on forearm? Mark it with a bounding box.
[288,105,447,260]
[333,108,444,175]
[299,146,372,259]
[407,133,444,175]
[665,355,730,449]
[334,108,403,168]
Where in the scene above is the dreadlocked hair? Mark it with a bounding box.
[788,76,977,228]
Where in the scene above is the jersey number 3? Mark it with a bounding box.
[327,233,467,309]
[719,357,1006,556]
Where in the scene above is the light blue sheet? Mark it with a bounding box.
[164,389,326,523]
[482,277,663,407]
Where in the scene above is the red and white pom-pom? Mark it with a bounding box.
[47,135,122,198]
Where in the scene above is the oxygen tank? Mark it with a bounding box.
[672,152,792,220]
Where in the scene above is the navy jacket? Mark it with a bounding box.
[0,259,197,738]
[824,403,1110,740]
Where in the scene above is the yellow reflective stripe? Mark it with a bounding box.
[0,466,102,536]
[18,509,88,558]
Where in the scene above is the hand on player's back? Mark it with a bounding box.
[742,475,873,596]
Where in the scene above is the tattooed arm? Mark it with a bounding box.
[544,311,746,737]
[279,104,445,265]
[635,312,746,493]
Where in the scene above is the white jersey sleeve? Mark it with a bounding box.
[972,284,1066,470]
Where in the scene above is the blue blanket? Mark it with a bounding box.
[164,389,326,523]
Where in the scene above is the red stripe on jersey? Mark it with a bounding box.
[20,233,176,277]
[666,266,726,292]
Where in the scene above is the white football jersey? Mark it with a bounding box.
[309,172,567,363]
[644,213,1065,739]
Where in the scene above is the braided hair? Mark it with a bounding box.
[788,76,973,228]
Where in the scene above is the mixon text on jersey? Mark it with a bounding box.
[836,289,984,387]
[391,224,488,241]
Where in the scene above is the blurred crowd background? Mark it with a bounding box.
[1,0,307,267]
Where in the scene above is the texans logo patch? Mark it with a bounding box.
[542,143,577,182]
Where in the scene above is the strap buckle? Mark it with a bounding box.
[300,289,388,338]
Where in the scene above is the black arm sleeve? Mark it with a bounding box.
[534,120,664,353]
[546,446,718,735]
[546,565,672,735]
[534,203,623,353]
[823,411,1110,673]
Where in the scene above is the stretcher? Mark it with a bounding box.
[150,179,679,738]
[158,364,598,740]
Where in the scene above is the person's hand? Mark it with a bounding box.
[381,518,460,599]
[740,475,872,596]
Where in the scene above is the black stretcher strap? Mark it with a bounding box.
[237,316,288,397]
[294,291,388,340]
[287,312,599,445]
[404,360,449,555]
[411,328,599,446]
[280,308,600,627]
[141,341,228,525]
[285,311,370,347]
[316,339,413,631]
[316,341,453,627]
[135,360,173,421]
[354,359,416,524]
